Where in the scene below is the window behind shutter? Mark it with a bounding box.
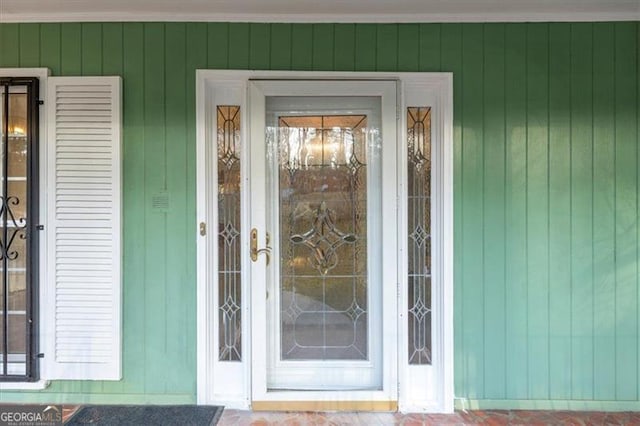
[44,76,121,380]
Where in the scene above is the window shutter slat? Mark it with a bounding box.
[45,76,122,380]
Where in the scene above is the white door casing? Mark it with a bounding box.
[196,70,453,412]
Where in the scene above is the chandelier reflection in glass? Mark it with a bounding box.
[277,115,366,173]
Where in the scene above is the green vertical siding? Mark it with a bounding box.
[548,23,573,400]
[482,23,506,400]
[0,22,637,408]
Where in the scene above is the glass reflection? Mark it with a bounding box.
[276,115,369,361]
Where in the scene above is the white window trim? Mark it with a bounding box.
[0,380,50,390]
[196,70,454,412]
[0,68,50,389]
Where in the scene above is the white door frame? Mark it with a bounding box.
[196,70,454,412]
[249,80,397,402]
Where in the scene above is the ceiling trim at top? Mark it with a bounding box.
[2,12,640,23]
[2,0,639,24]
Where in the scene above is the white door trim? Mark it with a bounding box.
[196,70,453,412]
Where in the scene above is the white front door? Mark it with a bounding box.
[197,71,453,412]
[249,80,398,401]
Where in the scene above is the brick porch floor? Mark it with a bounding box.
[61,405,640,425]
[216,409,640,425]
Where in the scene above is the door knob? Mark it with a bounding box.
[250,228,272,265]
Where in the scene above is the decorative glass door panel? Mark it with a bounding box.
[277,113,368,361]
[261,95,385,390]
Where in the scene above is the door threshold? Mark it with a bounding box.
[251,400,398,412]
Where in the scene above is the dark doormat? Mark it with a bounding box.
[65,405,223,426]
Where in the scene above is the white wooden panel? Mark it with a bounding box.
[45,76,122,380]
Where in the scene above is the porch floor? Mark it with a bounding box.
[60,406,640,424]
[218,409,640,425]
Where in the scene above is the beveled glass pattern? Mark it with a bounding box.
[217,105,242,361]
[277,115,369,360]
[407,107,432,365]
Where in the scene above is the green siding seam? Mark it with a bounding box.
[17,24,21,66]
[502,24,508,399]
[637,19,640,405]
[480,23,486,400]
[524,23,529,400]
[58,23,62,71]
[459,24,466,398]
[590,25,595,400]
[545,22,551,399]
[613,21,618,399]
[568,22,574,400]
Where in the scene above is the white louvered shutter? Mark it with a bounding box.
[44,77,122,380]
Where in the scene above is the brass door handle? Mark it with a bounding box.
[250,228,272,265]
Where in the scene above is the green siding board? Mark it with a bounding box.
[121,22,147,395]
[354,24,376,71]
[39,23,61,74]
[164,22,191,393]
[592,22,617,401]
[207,23,229,69]
[482,23,506,400]
[440,22,464,398]
[333,24,355,71]
[418,24,441,72]
[19,24,39,68]
[504,23,528,399]
[0,24,19,67]
[614,22,639,401]
[0,21,638,407]
[270,23,292,70]
[461,23,485,399]
[184,23,207,389]
[249,23,270,70]
[376,24,397,71]
[291,24,312,70]
[397,24,419,72]
[547,22,573,400]
[143,23,168,394]
[228,23,249,69]
[102,23,123,76]
[60,23,81,75]
[525,23,550,400]
[311,24,334,71]
[570,23,594,400]
[81,23,102,75]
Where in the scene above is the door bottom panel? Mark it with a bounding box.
[251,400,398,412]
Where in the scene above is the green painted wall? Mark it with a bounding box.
[0,22,638,408]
